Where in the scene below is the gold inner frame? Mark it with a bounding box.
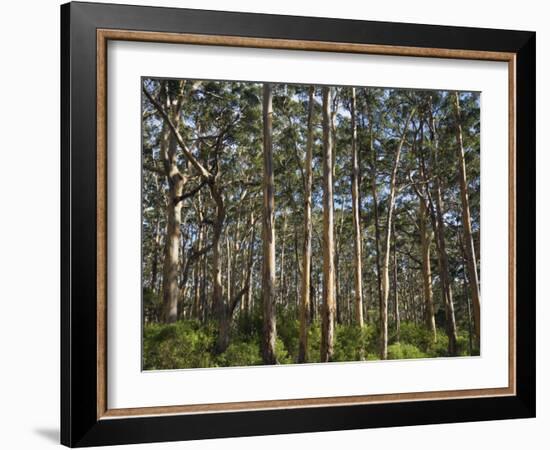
[96,28,517,420]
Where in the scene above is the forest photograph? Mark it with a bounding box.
[141,77,481,370]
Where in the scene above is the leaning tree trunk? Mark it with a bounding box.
[144,80,213,324]
[321,86,336,363]
[350,87,364,327]
[380,110,414,359]
[453,92,481,350]
[261,83,277,365]
[299,86,314,363]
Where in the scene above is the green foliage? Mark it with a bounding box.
[143,320,216,370]
[275,337,293,364]
[387,343,427,360]
[143,318,479,370]
[306,321,322,363]
[333,324,376,361]
[142,80,481,371]
[394,322,434,350]
[428,333,450,358]
[276,311,300,360]
[218,341,262,367]
[143,288,162,323]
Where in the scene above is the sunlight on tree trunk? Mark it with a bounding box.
[299,86,315,363]
[262,83,277,365]
[380,109,414,359]
[321,86,336,363]
[453,92,481,351]
[350,87,364,328]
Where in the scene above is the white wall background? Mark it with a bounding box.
[0,0,545,448]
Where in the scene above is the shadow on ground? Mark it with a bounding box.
[34,428,59,444]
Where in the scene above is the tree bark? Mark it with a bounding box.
[419,196,437,342]
[299,86,314,363]
[150,174,162,295]
[158,92,186,323]
[392,222,400,341]
[279,212,287,306]
[321,86,336,362]
[350,88,364,327]
[144,82,245,351]
[243,211,256,317]
[433,177,458,355]
[426,100,458,355]
[161,170,183,323]
[210,183,228,353]
[261,83,277,364]
[365,92,383,326]
[453,92,481,350]
[380,109,414,359]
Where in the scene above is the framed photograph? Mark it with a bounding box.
[61,1,535,447]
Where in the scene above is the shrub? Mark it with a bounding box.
[333,324,375,361]
[275,337,293,364]
[143,288,162,323]
[143,320,216,370]
[387,342,427,360]
[276,316,299,361]
[456,331,479,356]
[143,317,475,370]
[306,321,322,363]
[218,341,262,367]
[395,322,434,351]
[234,310,262,342]
[427,332,450,357]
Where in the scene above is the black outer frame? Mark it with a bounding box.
[61,1,535,447]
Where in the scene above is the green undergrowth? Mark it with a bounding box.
[143,312,479,370]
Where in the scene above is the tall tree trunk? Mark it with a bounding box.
[459,234,474,355]
[151,217,161,292]
[226,234,232,307]
[144,81,207,324]
[192,223,204,319]
[380,110,414,359]
[279,212,287,306]
[261,83,277,364]
[210,184,229,353]
[160,120,185,323]
[419,197,437,342]
[294,225,300,310]
[299,86,314,363]
[321,86,336,362]
[243,212,256,317]
[433,178,458,355]
[426,101,458,355]
[150,174,162,295]
[162,186,183,323]
[413,117,439,344]
[453,92,481,350]
[366,94,383,325]
[392,222,400,341]
[335,208,344,324]
[350,88,364,327]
